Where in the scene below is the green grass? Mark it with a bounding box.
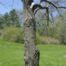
[38,45,66,66]
[0,40,66,66]
[0,40,24,66]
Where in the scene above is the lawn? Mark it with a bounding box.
[0,40,66,66]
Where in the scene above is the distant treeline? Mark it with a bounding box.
[0,9,66,44]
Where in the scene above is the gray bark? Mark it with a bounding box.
[24,9,40,66]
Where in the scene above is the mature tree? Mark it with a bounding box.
[3,9,20,27]
[21,0,66,66]
[0,16,5,29]
[55,16,66,44]
[9,9,20,27]
[3,13,10,26]
[22,0,40,66]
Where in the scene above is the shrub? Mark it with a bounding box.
[36,33,41,44]
[2,26,24,43]
[36,33,60,44]
[1,27,60,44]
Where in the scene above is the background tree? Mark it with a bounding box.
[0,16,5,29]
[9,9,20,27]
[3,13,10,27]
[3,9,20,27]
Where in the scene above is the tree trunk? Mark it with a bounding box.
[24,9,40,66]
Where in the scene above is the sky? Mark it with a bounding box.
[0,0,39,14]
[0,0,23,14]
[0,0,66,14]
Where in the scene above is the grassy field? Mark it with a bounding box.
[0,40,66,66]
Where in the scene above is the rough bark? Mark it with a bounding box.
[24,9,40,66]
[22,0,40,66]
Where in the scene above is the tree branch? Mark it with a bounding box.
[57,7,66,9]
[45,1,66,9]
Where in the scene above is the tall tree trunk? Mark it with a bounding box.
[24,8,40,66]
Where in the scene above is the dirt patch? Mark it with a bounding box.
[64,54,66,58]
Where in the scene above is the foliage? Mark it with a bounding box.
[3,13,10,27]
[0,9,20,29]
[55,19,66,44]
[36,33,60,44]
[36,12,66,44]
[0,9,66,44]
[0,16,5,29]
[2,26,24,43]
[9,9,20,27]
